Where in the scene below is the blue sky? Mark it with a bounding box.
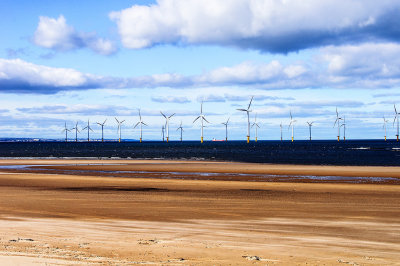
[1,0,400,141]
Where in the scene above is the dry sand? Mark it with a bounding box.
[0,159,399,265]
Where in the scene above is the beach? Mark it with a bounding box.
[0,159,399,265]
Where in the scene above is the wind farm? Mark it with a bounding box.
[3,1,400,265]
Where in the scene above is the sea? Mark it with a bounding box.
[1,140,400,166]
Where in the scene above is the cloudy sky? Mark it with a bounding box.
[1,0,400,141]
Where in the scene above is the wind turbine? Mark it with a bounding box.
[176,121,184,142]
[341,116,346,141]
[251,113,260,142]
[134,109,147,143]
[237,96,254,143]
[160,111,175,142]
[288,111,297,142]
[193,101,210,143]
[306,121,314,141]
[82,120,94,142]
[162,125,165,142]
[115,117,125,143]
[394,105,400,141]
[280,123,283,141]
[96,119,107,142]
[383,116,389,141]
[71,122,80,142]
[221,117,230,141]
[334,107,343,142]
[61,122,71,142]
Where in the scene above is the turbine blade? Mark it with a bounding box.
[203,117,210,123]
[103,119,107,125]
[160,111,166,118]
[193,116,200,123]
[169,113,175,118]
[237,109,247,112]
[134,122,140,128]
[248,96,254,110]
[395,104,397,114]
[115,117,119,123]
[142,122,148,126]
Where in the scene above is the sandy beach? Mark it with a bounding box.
[0,159,399,265]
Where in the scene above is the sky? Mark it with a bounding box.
[1,0,400,141]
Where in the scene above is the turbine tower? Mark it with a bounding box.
[193,101,210,143]
[237,96,254,143]
[221,117,230,141]
[96,119,107,142]
[341,116,346,141]
[134,109,147,143]
[71,122,80,142]
[334,107,343,142]
[161,112,175,142]
[306,121,314,141]
[177,121,184,142]
[162,125,165,142]
[82,120,94,142]
[288,111,297,142]
[280,123,283,141]
[61,122,71,142]
[251,113,260,142]
[383,116,389,141]
[394,105,400,141]
[115,117,125,143]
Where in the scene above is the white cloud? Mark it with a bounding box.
[34,15,117,55]
[110,0,400,52]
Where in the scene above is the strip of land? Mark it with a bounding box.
[0,159,399,265]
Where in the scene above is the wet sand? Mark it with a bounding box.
[0,159,399,265]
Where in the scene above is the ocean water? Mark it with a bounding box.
[1,140,400,166]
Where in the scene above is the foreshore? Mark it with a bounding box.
[0,159,399,264]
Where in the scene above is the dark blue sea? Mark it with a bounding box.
[1,140,400,166]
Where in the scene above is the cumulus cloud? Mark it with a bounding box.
[33,15,117,55]
[110,0,400,53]
[2,42,400,94]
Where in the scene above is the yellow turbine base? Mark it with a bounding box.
[255,137,257,142]
[385,136,387,141]
[140,138,142,143]
[344,137,346,141]
[247,136,249,143]
[167,137,169,143]
[291,137,294,142]
[201,137,203,143]
[119,138,121,143]
[337,136,340,142]
[397,135,399,142]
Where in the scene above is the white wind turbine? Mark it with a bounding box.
[221,117,230,141]
[61,122,71,142]
[71,122,80,142]
[82,119,94,142]
[96,119,107,142]
[280,123,283,141]
[306,121,314,141]
[193,101,210,143]
[394,105,400,142]
[134,109,147,143]
[177,121,184,142]
[161,125,165,142]
[237,96,254,143]
[115,117,125,143]
[288,111,297,142]
[383,116,389,141]
[334,107,343,142]
[160,111,175,142]
[251,113,260,142]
